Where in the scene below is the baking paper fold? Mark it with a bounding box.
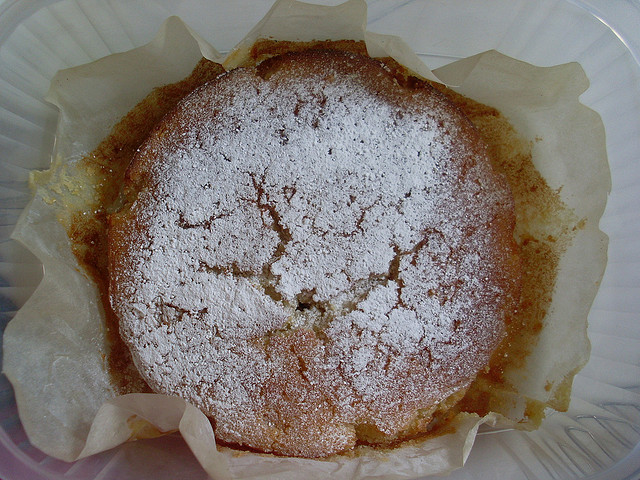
[2,0,609,478]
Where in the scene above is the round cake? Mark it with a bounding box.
[108,49,521,457]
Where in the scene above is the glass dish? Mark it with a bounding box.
[0,0,638,479]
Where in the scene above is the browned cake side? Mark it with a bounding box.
[108,49,521,457]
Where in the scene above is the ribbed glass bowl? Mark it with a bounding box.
[0,1,639,479]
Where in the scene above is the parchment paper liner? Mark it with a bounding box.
[2,0,609,478]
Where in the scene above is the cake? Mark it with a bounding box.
[107,49,521,457]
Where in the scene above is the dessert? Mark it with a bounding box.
[108,49,521,457]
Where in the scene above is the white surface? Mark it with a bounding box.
[0,1,638,479]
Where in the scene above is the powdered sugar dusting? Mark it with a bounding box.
[109,51,517,456]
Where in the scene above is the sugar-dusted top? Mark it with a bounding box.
[108,50,520,457]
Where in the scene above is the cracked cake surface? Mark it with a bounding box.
[108,49,521,457]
